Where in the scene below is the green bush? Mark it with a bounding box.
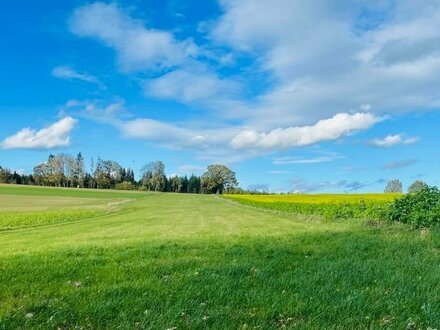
[388,186,440,227]
[115,181,136,190]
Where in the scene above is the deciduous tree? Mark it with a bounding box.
[384,179,403,193]
[408,180,428,193]
[201,164,238,194]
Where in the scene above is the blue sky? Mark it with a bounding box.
[1,0,439,192]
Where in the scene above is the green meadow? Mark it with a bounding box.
[1,185,440,329]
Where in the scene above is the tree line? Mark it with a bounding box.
[384,179,429,193]
[0,153,241,194]
[2,154,426,195]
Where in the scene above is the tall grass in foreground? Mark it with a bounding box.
[223,194,399,220]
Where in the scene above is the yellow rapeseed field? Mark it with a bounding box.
[224,193,400,204]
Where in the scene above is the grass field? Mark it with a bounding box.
[1,185,440,328]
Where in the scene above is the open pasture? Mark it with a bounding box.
[1,185,440,329]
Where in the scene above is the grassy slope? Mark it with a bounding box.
[0,184,145,199]
[0,185,143,230]
[1,186,440,329]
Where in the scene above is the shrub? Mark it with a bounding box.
[388,186,440,227]
[115,181,135,190]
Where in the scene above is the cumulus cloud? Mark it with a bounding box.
[69,2,198,71]
[367,133,420,147]
[231,112,381,150]
[52,66,103,87]
[0,117,77,150]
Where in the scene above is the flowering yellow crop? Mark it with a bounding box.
[224,193,400,204]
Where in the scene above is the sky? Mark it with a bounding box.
[1,0,439,193]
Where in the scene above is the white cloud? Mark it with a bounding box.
[402,136,420,145]
[211,0,357,80]
[69,2,198,71]
[118,118,193,143]
[368,133,420,147]
[52,66,103,86]
[63,1,440,162]
[117,117,244,152]
[208,0,440,130]
[273,153,343,165]
[144,68,239,103]
[231,112,381,150]
[60,100,267,164]
[1,117,77,150]
[60,99,129,126]
[69,3,240,105]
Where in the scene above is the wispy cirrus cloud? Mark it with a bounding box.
[367,133,419,147]
[52,66,104,87]
[0,117,77,150]
[288,179,364,193]
[382,159,418,170]
[247,184,269,192]
[268,170,291,175]
[178,164,206,175]
[273,153,343,165]
[288,178,386,193]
